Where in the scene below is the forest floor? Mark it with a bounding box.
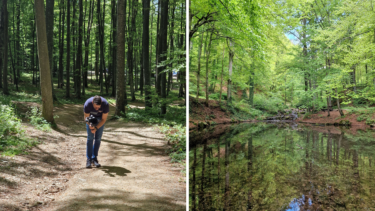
[189,97,234,129]
[0,102,186,211]
[296,109,375,134]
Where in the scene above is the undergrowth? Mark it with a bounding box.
[0,94,37,156]
[25,107,54,132]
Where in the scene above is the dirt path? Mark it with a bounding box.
[0,104,185,211]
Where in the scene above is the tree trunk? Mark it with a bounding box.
[139,40,143,95]
[196,31,204,100]
[167,3,175,95]
[143,0,151,108]
[155,0,161,95]
[115,0,126,116]
[35,0,54,123]
[46,0,57,100]
[72,0,77,93]
[336,88,344,116]
[127,0,137,101]
[2,0,9,95]
[75,0,83,99]
[219,45,225,104]
[0,5,3,89]
[83,0,94,95]
[95,39,99,82]
[58,0,65,88]
[205,31,213,106]
[247,135,253,210]
[160,0,169,114]
[97,0,104,94]
[16,0,20,80]
[178,3,185,100]
[192,147,197,211]
[111,0,117,97]
[225,139,230,210]
[227,40,234,104]
[65,0,71,98]
[199,143,207,210]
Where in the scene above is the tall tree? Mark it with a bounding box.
[196,31,204,100]
[143,0,151,108]
[65,0,71,98]
[2,0,9,95]
[205,30,213,106]
[35,0,54,123]
[58,0,65,88]
[111,0,117,97]
[159,0,169,114]
[127,0,137,101]
[46,0,56,100]
[227,40,234,104]
[115,0,126,116]
[75,0,83,99]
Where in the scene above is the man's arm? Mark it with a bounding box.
[84,113,90,126]
[96,113,108,129]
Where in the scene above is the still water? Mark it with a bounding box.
[189,123,375,210]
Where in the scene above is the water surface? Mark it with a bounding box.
[189,123,375,210]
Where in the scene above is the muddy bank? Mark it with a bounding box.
[296,109,373,128]
[189,97,257,129]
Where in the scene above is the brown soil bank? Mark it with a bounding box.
[297,109,372,127]
[189,97,254,129]
[0,103,185,211]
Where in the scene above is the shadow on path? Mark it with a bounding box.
[53,189,185,211]
[100,166,131,177]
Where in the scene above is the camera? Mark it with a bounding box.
[85,115,99,127]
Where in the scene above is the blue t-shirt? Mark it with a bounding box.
[83,96,109,118]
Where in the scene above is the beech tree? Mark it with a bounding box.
[35,0,54,123]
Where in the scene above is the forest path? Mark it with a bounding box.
[0,103,185,211]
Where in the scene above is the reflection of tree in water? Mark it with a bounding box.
[189,123,375,210]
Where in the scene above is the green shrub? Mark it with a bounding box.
[158,123,186,163]
[253,93,286,114]
[0,98,37,156]
[357,115,366,122]
[209,92,227,100]
[233,100,265,119]
[26,107,52,132]
[366,118,375,125]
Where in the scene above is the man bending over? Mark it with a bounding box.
[83,95,109,168]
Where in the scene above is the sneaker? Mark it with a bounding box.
[92,158,101,167]
[86,159,92,168]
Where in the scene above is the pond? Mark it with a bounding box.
[189,123,375,210]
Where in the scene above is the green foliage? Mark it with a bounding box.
[25,107,52,132]
[253,93,287,114]
[158,123,186,163]
[125,105,185,126]
[302,112,312,120]
[357,115,366,122]
[233,99,265,120]
[0,96,37,156]
[209,92,227,101]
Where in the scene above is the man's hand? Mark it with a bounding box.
[89,125,96,134]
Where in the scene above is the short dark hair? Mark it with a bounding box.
[93,95,102,105]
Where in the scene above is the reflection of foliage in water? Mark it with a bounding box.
[189,123,375,210]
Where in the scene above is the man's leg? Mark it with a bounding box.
[92,119,104,167]
[86,123,95,168]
